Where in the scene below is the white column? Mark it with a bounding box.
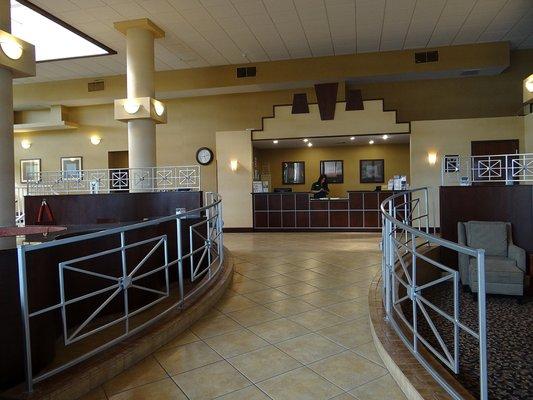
[0,0,15,227]
[126,27,156,170]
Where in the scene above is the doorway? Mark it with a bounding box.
[471,139,519,185]
[108,151,129,192]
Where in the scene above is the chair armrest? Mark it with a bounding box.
[508,244,526,272]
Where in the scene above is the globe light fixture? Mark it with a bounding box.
[90,135,101,145]
[21,139,31,149]
[0,39,23,60]
[123,100,140,114]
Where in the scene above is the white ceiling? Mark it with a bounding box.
[15,0,533,84]
[253,133,410,149]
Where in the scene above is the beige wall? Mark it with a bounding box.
[255,143,410,197]
[525,113,533,153]
[410,116,525,226]
[253,100,409,140]
[215,131,253,228]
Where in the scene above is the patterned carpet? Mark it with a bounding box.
[403,283,533,400]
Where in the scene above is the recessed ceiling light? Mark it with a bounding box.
[273,140,278,144]
[350,136,355,141]
[382,135,389,140]
[303,138,309,142]
[307,142,313,147]
[369,140,374,145]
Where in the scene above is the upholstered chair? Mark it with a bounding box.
[457,221,526,296]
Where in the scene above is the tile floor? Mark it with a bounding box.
[80,232,406,400]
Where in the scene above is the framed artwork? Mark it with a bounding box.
[61,156,83,180]
[282,161,305,184]
[320,160,344,183]
[20,159,41,183]
[360,159,384,183]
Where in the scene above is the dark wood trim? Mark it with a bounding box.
[18,0,117,63]
[345,89,364,111]
[291,93,309,114]
[223,227,254,233]
[314,82,338,120]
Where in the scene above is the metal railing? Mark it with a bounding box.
[17,192,223,392]
[25,165,201,195]
[15,185,26,225]
[381,188,488,400]
[441,152,533,186]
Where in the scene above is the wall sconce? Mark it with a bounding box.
[230,159,238,172]
[154,101,165,116]
[0,39,23,60]
[526,75,533,93]
[21,139,31,149]
[90,135,101,145]
[427,152,438,165]
[123,100,140,114]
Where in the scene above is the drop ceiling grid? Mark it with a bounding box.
[13,0,533,84]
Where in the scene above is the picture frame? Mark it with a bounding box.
[320,160,344,184]
[282,161,305,184]
[20,159,41,183]
[360,159,384,183]
[61,156,83,180]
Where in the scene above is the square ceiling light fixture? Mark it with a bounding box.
[11,0,115,62]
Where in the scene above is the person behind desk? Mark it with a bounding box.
[311,174,330,199]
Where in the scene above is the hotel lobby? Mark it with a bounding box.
[0,0,532,399]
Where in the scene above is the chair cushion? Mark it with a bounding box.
[469,257,523,285]
[466,221,508,257]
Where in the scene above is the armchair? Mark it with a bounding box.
[457,221,526,296]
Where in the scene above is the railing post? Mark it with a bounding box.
[385,200,394,317]
[120,232,129,333]
[411,230,418,354]
[176,209,185,303]
[477,249,488,400]
[17,246,33,393]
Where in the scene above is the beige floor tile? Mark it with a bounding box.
[231,279,270,294]
[269,263,309,273]
[323,300,369,320]
[215,294,258,313]
[248,318,311,343]
[257,367,343,400]
[351,342,384,366]
[227,305,280,327]
[190,315,242,339]
[201,308,225,320]
[228,346,302,382]
[108,378,186,400]
[244,289,290,304]
[263,298,317,316]
[253,274,301,287]
[159,329,200,351]
[330,286,368,300]
[103,356,167,396]
[276,333,345,364]
[349,374,406,400]
[306,277,351,290]
[79,387,107,400]
[309,351,387,391]
[289,309,345,331]
[317,318,372,348]
[172,360,251,400]
[241,268,280,279]
[297,291,346,307]
[330,394,356,400]
[282,269,326,282]
[277,282,320,296]
[205,329,269,358]
[155,341,222,375]
[214,386,270,400]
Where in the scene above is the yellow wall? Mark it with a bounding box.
[216,131,253,228]
[255,143,410,197]
[410,116,525,225]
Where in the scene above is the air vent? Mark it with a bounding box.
[460,69,480,76]
[236,66,256,78]
[88,80,104,92]
[414,50,439,64]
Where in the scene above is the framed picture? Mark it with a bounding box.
[61,156,83,180]
[20,159,41,183]
[360,159,384,183]
[320,160,344,184]
[282,161,305,184]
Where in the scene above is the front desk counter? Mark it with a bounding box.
[252,191,398,231]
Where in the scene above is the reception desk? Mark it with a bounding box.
[252,191,396,231]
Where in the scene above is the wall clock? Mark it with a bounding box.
[196,147,214,165]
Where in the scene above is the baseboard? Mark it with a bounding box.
[223,227,254,233]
